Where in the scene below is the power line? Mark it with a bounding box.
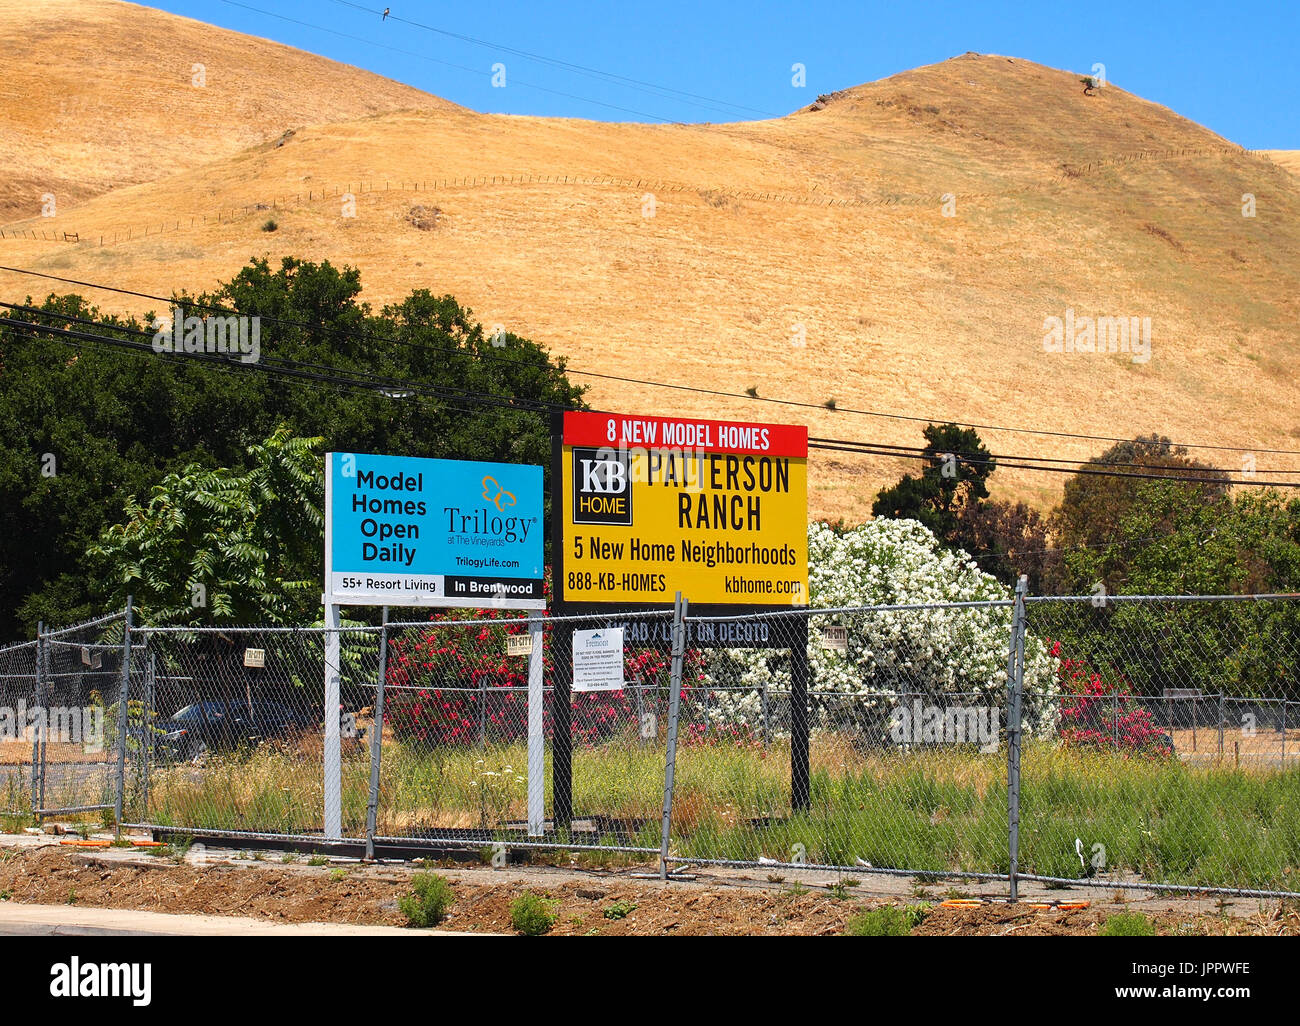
[811,440,1300,488]
[810,437,1300,476]
[216,0,682,123]
[5,264,1300,461]
[322,0,779,119]
[7,310,1300,490]
[8,320,1275,572]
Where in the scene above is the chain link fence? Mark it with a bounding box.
[665,601,1025,882]
[0,639,38,818]
[126,623,382,842]
[7,592,1299,898]
[373,610,674,855]
[1019,595,1300,897]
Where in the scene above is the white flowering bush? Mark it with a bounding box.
[700,519,1058,740]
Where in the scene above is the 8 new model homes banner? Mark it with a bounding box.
[325,452,545,609]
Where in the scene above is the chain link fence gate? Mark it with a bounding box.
[660,599,1024,884]
[123,623,383,844]
[1019,594,1300,898]
[0,639,39,819]
[36,611,133,822]
[372,609,674,858]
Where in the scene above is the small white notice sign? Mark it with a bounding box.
[820,626,847,652]
[572,628,624,692]
[243,648,266,668]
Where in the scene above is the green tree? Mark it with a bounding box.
[0,256,583,636]
[1054,434,1229,593]
[88,427,323,626]
[1050,483,1300,700]
[958,499,1058,592]
[871,423,995,549]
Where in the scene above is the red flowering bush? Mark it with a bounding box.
[383,577,704,748]
[1049,639,1173,758]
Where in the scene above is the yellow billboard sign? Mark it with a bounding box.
[553,411,808,613]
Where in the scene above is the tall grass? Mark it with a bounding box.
[139,736,1300,890]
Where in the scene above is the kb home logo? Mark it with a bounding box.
[50,958,151,1006]
[572,447,632,526]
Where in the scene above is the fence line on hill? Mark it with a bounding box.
[0,141,1280,249]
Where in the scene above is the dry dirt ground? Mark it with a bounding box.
[1,838,1296,936]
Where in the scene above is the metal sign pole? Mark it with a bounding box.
[324,600,342,841]
[659,593,688,880]
[364,606,389,860]
[527,617,545,836]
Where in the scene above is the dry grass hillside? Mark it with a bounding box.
[2,4,1298,522]
[1262,151,1300,177]
[0,0,455,222]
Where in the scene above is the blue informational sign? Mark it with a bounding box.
[325,452,544,609]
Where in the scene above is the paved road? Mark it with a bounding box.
[0,903,482,936]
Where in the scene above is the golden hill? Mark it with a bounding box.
[2,3,1298,523]
[1262,151,1300,177]
[0,0,455,222]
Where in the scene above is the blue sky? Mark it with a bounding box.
[150,0,1296,147]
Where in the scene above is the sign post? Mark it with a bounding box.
[550,411,809,832]
[324,452,545,843]
[526,617,545,836]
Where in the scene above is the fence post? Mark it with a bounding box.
[324,601,342,841]
[142,650,155,822]
[526,617,545,836]
[659,593,688,880]
[364,607,389,861]
[113,597,134,836]
[791,613,811,812]
[32,623,44,820]
[1005,577,1028,902]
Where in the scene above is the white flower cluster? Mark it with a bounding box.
[701,519,1059,740]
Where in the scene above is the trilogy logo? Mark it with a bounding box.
[572,447,633,526]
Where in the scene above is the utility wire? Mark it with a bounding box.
[322,0,779,119]
[4,264,1300,461]
[217,0,681,122]
[5,311,1300,489]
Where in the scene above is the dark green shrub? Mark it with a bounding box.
[399,872,455,928]
[510,891,558,936]
[1099,911,1155,936]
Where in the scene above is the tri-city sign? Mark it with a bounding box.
[325,452,544,609]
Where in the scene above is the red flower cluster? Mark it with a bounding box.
[382,593,703,748]
[1050,639,1173,758]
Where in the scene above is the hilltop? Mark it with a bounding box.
[2,2,1298,522]
[0,0,455,222]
